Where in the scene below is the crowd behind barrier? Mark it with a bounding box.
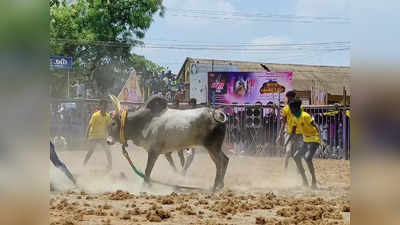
[50,99,350,160]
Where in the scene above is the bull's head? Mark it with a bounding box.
[107,94,169,146]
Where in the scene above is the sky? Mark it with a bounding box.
[133,0,351,73]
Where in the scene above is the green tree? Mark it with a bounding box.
[129,53,165,99]
[50,0,165,97]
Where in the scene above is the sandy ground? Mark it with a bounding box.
[50,145,350,225]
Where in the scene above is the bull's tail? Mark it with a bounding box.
[212,109,227,123]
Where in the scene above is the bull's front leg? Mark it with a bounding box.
[144,149,160,187]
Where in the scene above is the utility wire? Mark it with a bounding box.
[51,38,350,52]
[165,8,350,24]
[167,8,350,21]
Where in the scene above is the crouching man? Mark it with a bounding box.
[286,98,324,189]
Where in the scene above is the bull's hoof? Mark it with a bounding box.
[143,179,153,189]
[212,183,224,192]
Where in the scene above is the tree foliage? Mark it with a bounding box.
[50,0,165,97]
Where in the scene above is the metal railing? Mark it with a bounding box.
[50,99,138,149]
[217,104,350,160]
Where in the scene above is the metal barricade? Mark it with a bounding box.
[303,105,350,160]
[218,103,350,160]
[50,98,203,150]
[220,104,281,157]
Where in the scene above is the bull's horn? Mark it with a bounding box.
[109,95,121,115]
[114,95,121,111]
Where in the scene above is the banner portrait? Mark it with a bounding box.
[208,72,293,105]
[118,71,144,103]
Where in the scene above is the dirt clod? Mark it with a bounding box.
[108,190,133,200]
[255,217,266,224]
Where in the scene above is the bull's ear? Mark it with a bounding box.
[145,95,168,114]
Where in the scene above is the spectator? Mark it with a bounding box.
[166,91,172,102]
[189,98,197,107]
[174,98,180,109]
[83,99,112,171]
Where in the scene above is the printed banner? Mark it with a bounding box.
[311,86,327,105]
[208,72,293,105]
[118,71,144,103]
[189,63,239,104]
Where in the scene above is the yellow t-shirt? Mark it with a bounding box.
[292,111,320,143]
[88,111,111,139]
[282,105,303,134]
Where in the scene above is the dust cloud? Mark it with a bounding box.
[50,144,350,225]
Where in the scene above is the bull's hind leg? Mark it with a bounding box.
[207,147,229,191]
[206,148,220,191]
[178,150,185,168]
[182,149,195,176]
[205,124,229,192]
[164,153,177,172]
[144,150,160,187]
[220,151,229,184]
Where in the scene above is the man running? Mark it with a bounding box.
[50,141,76,186]
[276,91,303,171]
[286,98,324,189]
[83,99,112,170]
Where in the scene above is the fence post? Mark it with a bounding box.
[342,108,348,160]
[276,90,281,135]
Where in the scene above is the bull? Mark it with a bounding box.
[107,95,229,191]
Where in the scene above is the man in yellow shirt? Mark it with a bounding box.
[83,99,112,170]
[276,91,303,171]
[286,98,324,189]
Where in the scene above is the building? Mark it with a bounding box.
[177,57,351,105]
